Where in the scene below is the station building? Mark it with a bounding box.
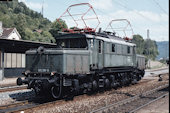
[0,21,56,80]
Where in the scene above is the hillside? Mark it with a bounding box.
[0,0,55,43]
[156,41,169,60]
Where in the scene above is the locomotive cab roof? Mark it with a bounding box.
[55,33,86,39]
[55,32,136,47]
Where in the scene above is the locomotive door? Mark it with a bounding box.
[98,40,104,69]
[133,46,137,66]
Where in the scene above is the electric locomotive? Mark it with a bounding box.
[16,30,145,99]
[16,3,145,99]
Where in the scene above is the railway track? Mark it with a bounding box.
[90,84,169,113]
[0,85,27,93]
[0,72,168,113]
[0,84,16,88]
[0,96,64,113]
[129,93,169,113]
[1,84,168,113]
[0,101,30,113]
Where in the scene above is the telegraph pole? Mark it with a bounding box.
[41,0,44,16]
[166,42,168,59]
[147,29,150,68]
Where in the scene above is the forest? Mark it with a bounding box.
[0,0,67,43]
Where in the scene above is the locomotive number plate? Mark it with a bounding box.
[38,69,49,72]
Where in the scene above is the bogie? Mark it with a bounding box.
[17,66,144,99]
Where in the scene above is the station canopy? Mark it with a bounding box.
[0,38,56,53]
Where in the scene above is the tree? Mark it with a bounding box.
[14,13,26,39]
[41,31,55,43]
[132,35,145,54]
[0,0,64,43]
[0,5,8,14]
[24,28,34,40]
[132,34,159,60]
[49,19,67,38]
[14,6,24,14]
[32,32,41,41]
[143,39,159,60]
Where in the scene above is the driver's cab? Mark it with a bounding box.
[55,34,88,49]
[86,35,104,69]
[55,33,103,69]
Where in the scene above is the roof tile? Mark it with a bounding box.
[0,28,14,38]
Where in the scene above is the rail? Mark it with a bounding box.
[0,99,64,113]
[0,85,27,93]
[0,101,29,112]
[129,93,169,113]
[90,84,169,113]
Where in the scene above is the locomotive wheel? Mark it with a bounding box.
[51,86,61,99]
[132,75,137,85]
[137,75,141,81]
[92,80,98,91]
[64,87,75,100]
[34,80,43,96]
[34,87,42,96]
[105,78,110,89]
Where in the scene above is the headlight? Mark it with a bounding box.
[51,71,56,76]
[25,70,30,76]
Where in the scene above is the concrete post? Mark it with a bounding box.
[0,49,4,81]
[0,50,1,81]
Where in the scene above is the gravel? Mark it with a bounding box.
[0,74,168,113]
[34,74,169,113]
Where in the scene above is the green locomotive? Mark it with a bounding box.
[16,3,145,99]
[17,32,145,99]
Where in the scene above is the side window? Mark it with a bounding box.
[112,44,115,52]
[127,46,130,54]
[99,40,101,53]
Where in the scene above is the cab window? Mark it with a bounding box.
[127,46,130,54]
[112,44,115,52]
[99,40,101,53]
[56,38,87,48]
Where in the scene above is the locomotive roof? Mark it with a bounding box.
[56,33,136,47]
[55,33,86,39]
[86,34,136,47]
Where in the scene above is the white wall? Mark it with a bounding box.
[0,21,2,36]
[0,51,1,68]
[0,69,2,80]
[0,50,3,80]
[8,31,20,40]
[4,53,25,68]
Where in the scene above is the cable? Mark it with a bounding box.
[112,0,168,40]
[152,0,168,15]
[113,0,154,22]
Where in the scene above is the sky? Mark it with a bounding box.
[18,0,169,41]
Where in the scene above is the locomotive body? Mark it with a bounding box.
[17,33,145,99]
